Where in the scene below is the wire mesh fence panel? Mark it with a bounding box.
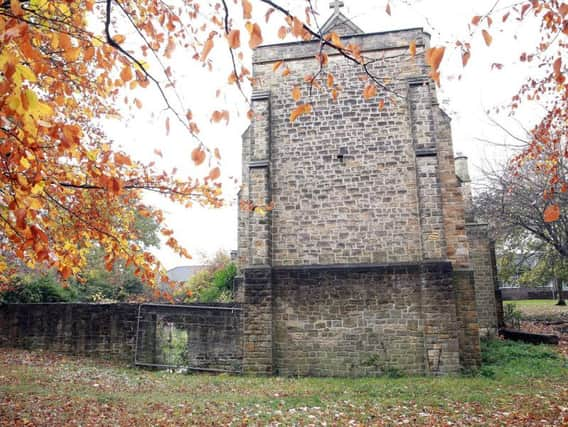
[134,304,243,373]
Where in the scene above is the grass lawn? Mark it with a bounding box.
[1,340,567,426]
[505,299,568,320]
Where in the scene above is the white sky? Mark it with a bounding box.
[106,0,545,268]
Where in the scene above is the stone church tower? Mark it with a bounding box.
[237,4,499,376]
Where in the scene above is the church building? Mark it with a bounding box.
[237,2,500,376]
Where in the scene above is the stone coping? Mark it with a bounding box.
[254,27,429,64]
[244,260,453,275]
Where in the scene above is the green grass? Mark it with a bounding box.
[1,339,567,425]
[505,299,568,320]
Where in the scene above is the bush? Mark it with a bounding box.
[503,303,522,329]
[0,274,76,304]
[176,261,237,303]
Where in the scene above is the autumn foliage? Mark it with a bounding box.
[0,0,566,286]
[0,0,225,286]
[464,1,568,221]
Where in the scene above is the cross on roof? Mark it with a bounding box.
[329,0,344,14]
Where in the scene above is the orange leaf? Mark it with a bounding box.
[326,73,334,88]
[471,15,481,26]
[544,204,560,223]
[242,0,252,19]
[201,37,214,61]
[385,2,391,16]
[462,51,471,67]
[553,57,562,75]
[409,40,416,57]
[281,67,290,77]
[265,8,275,22]
[272,60,284,72]
[211,110,229,124]
[10,0,24,16]
[115,152,132,166]
[191,147,206,165]
[278,26,287,40]
[61,266,72,280]
[209,167,221,180]
[214,148,221,160]
[291,86,301,102]
[425,47,445,71]
[289,103,312,122]
[15,208,26,230]
[378,99,385,110]
[482,29,492,46]
[246,22,263,49]
[330,32,343,48]
[227,29,240,49]
[363,83,377,100]
[165,117,170,135]
[120,66,133,83]
[165,36,176,58]
[291,17,304,38]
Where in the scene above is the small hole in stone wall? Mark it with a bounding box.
[337,147,347,162]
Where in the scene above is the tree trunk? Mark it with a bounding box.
[555,278,566,306]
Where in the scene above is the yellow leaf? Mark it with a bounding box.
[20,157,31,169]
[29,198,42,210]
[16,64,37,82]
[31,182,45,195]
[24,89,40,112]
[409,40,416,58]
[86,150,99,161]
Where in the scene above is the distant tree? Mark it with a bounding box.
[476,152,568,305]
[176,251,236,303]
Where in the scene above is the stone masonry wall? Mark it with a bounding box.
[0,303,243,371]
[466,224,500,335]
[236,27,485,375]
[272,262,462,376]
[240,30,437,267]
[0,303,138,361]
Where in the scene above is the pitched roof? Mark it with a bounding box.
[320,11,363,36]
[166,265,207,283]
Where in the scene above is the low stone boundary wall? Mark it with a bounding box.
[0,303,242,372]
[500,288,568,301]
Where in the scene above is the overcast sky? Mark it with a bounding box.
[106,0,542,268]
